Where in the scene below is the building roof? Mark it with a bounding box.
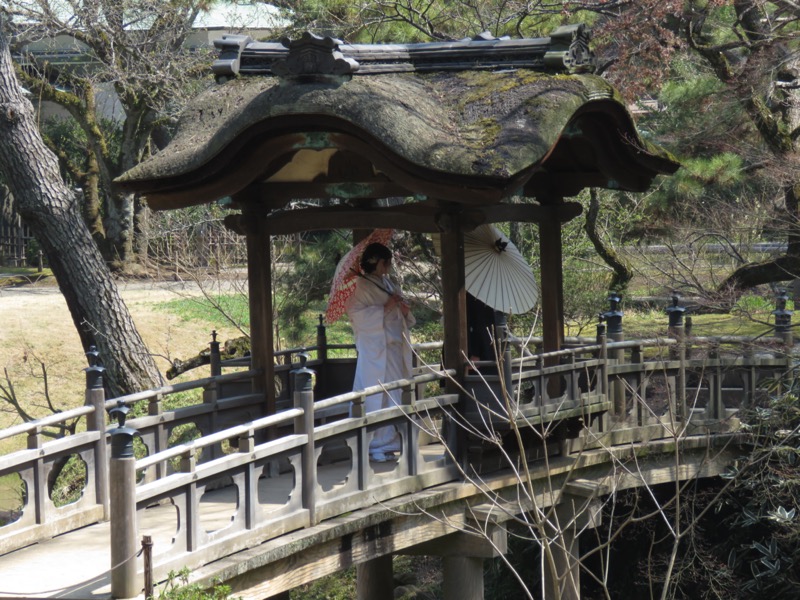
[116,26,679,212]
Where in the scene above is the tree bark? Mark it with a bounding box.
[0,24,161,397]
[585,189,632,292]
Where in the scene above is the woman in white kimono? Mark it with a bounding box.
[346,243,415,462]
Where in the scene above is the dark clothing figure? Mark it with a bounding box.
[467,293,497,362]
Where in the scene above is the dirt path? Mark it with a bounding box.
[0,279,242,429]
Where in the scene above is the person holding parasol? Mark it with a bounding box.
[326,233,415,463]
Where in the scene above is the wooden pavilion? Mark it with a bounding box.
[116,25,679,412]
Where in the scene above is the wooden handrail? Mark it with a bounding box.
[0,405,94,442]
[136,408,303,470]
[105,369,260,408]
[136,369,454,470]
[313,369,455,412]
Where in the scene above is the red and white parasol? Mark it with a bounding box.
[325,229,394,324]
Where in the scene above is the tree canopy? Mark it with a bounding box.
[5,0,217,266]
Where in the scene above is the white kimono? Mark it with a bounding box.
[346,273,416,454]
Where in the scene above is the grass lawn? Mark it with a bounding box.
[0,266,54,287]
[158,290,790,355]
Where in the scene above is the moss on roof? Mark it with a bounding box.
[117,68,668,188]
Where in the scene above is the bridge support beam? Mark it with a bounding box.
[401,524,507,600]
[443,556,484,600]
[541,522,579,600]
[356,554,393,600]
[542,482,605,600]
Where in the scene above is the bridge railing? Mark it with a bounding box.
[118,370,264,483]
[124,365,460,584]
[0,404,104,555]
[601,334,792,441]
[461,328,793,444]
[0,318,794,573]
[0,368,262,557]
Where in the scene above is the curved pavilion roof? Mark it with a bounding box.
[116,26,679,218]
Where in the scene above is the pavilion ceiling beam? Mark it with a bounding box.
[229,201,584,236]
[239,182,415,204]
[264,208,442,234]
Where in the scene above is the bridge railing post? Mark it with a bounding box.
[495,312,513,405]
[316,314,328,362]
[108,402,140,599]
[147,393,168,482]
[595,320,609,431]
[666,293,688,421]
[677,336,687,422]
[203,377,222,461]
[773,290,794,394]
[596,319,608,396]
[707,341,722,421]
[352,393,370,491]
[316,315,328,394]
[209,330,222,377]
[293,353,317,526]
[601,294,625,421]
[84,347,109,519]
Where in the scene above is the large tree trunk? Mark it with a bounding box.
[0,25,161,397]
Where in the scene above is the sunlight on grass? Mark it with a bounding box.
[157,294,249,325]
[0,266,54,287]
[158,291,789,352]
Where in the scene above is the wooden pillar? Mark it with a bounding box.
[85,363,109,519]
[541,488,603,600]
[400,526,506,600]
[440,220,468,462]
[245,211,276,415]
[109,419,140,600]
[443,556,484,600]
[440,220,467,386]
[357,554,394,600]
[538,203,564,356]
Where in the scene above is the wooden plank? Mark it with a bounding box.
[135,436,307,502]
[0,505,105,555]
[0,431,101,472]
[258,202,584,235]
[398,528,507,558]
[220,504,467,599]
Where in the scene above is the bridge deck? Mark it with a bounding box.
[0,447,442,599]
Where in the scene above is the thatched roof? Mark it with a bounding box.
[116,27,679,210]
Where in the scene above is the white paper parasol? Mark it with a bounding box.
[462,225,538,314]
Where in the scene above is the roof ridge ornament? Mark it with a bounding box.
[544,24,596,74]
[212,34,253,82]
[272,32,360,80]
[210,24,597,80]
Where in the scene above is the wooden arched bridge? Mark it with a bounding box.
[0,314,794,600]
